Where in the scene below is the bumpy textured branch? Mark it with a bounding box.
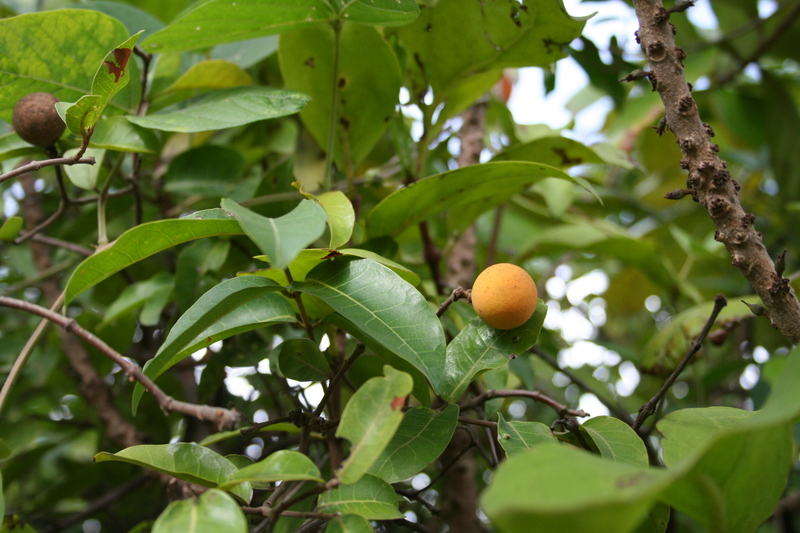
[632,0,800,343]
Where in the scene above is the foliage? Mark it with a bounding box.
[0,0,799,532]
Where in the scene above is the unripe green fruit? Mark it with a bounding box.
[471,263,538,330]
[12,92,66,148]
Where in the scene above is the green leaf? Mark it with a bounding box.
[316,192,355,249]
[279,22,401,170]
[218,450,323,490]
[492,136,605,168]
[128,86,310,133]
[293,257,446,388]
[256,248,420,287]
[161,59,252,93]
[368,404,459,483]
[64,208,244,306]
[132,276,285,414]
[340,0,419,25]
[365,162,578,239]
[90,115,160,152]
[482,444,674,533]
[496,414,556,457]
[583,416,648,468]
[439,304,546,401]
[95,443,252,503]
[100,273,174,328]
[175,292,295,363]
[62,148,106,190]
[277,338,331,381]
[222,198,327,270]
[153,489,247,533]
[325,514,375,533]
[0,132,39,162]
[165,146,246,198]
[337,366,413,485]
[141,0,335,53]
[0,217,23,242]
[390,0,587,125]
[658,407,792,533]
[56,31,144,136]
[318,474,403,519]
[0,10,133,123]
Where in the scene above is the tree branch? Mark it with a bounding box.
[0,296,240,430]
[633,294,727,431]
[0,155,95,184]
[459,389,589,418]
[631,0,800,343]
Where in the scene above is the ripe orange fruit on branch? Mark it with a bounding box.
[471,263,538,330]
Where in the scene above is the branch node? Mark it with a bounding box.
[664,188,694,200]
[776,249,787,277]
[678,95,695,115]
[742,300,768,318]
[620,68,649,83]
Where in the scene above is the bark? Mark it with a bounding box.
[632,0,800,343]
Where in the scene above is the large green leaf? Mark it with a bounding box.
[365,162,578,239]
[218,450,322,490]
[141,0,334,53]
[279,22,401,170]
[318,474,403,519]
[339,0,419,25]
[64,208,244,306]
[100,273,174,328]
[496,414,557,457]
[152,489,247,533]
[439,303,546,401]
[127,86,310,132]
[368,404,459,483]
[293,257,446,388]
[0,10,134,123]
[482,443,674,533]
[389,0,587,124]
[255,248,420,287]
[336,366,413,485]
[492,136,605,168]
[222,198,327,270]
[658,407,792,533]
[583,416,648,468]
[132,276,286,414]
[55,31,144,137]
[175,292,295,365]
[161,59,252,94]
[90,116,160,152]
[95,443,251,503]
[141,0,417,54]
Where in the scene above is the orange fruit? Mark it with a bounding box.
[471,263,538,330]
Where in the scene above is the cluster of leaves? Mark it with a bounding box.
[0,0,799,532]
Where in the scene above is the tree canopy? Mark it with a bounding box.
[1,0,800,532]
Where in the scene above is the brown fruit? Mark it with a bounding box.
[471,263,538,330]
[12,92,66,148]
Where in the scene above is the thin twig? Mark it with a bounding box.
[0,296,240,430]
[14,165,71,244]
[48,475,149,532]
[0,155,95,184]
[285,269,316,342]
[313,343,365,417]
[459,389,589,418]
[457,416,497,429]
[239,416,292,436]
[633,294,727,431]
[531,346,634,425]
[30,234,94,256]
[268,479,340,522]
[436,286,471,318]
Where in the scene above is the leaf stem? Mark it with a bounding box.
[284,268,316,342]
[97,153,126,246]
